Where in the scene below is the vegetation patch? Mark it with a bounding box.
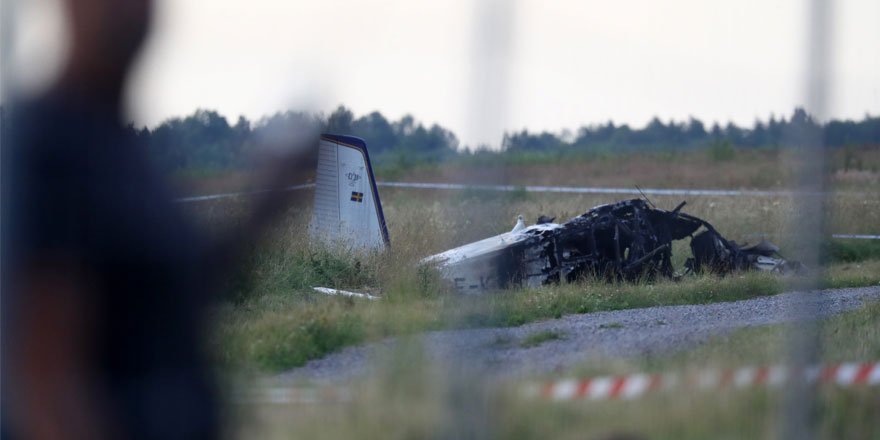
[822,260,880,289]
[826,239,880,263]
[520,330,564,348]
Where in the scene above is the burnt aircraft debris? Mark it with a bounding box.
[425,198,802,293]
[536,215,556,225]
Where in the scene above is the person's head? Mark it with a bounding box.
[60,0,153,102]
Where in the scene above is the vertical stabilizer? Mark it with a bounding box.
[310,134,389,251]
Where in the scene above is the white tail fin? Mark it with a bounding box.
[310,134,390,251]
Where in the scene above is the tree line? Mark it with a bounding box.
[502,108,880,153]
[126,106,459,173]
[118,106,879,173]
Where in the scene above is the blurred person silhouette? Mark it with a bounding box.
[1,1,316,439]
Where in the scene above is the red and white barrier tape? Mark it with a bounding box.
[234,361,880,405]
[529,361,880,401]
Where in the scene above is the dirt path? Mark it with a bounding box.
[278,286,880,384]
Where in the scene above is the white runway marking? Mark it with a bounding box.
[377,181,795,197]
[832,234,880,240]
[173,183,314,202]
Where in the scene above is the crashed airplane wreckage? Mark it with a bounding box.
[422,198,802,293]
[309,134,801,295]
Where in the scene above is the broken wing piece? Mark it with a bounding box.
[423,223,562,294]
[313,287,380,300]
[309,135,390,251]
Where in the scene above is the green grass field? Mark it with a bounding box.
[185,148,880,438]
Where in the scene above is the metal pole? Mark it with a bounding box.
[441,2,517,439]
[782,0,833,438]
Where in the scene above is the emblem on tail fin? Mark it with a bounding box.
[309,134,390,251]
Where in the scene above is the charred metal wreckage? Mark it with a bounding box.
[424,199,802,294]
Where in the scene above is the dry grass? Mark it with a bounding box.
[383,188,879,247]
[382,147,880,191]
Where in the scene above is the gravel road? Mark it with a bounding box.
[278,286,880,384]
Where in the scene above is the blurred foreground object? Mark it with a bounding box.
[1,0,314,438]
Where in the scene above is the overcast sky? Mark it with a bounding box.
[7,0,880,147]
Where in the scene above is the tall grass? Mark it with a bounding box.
[197,186,880,373]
